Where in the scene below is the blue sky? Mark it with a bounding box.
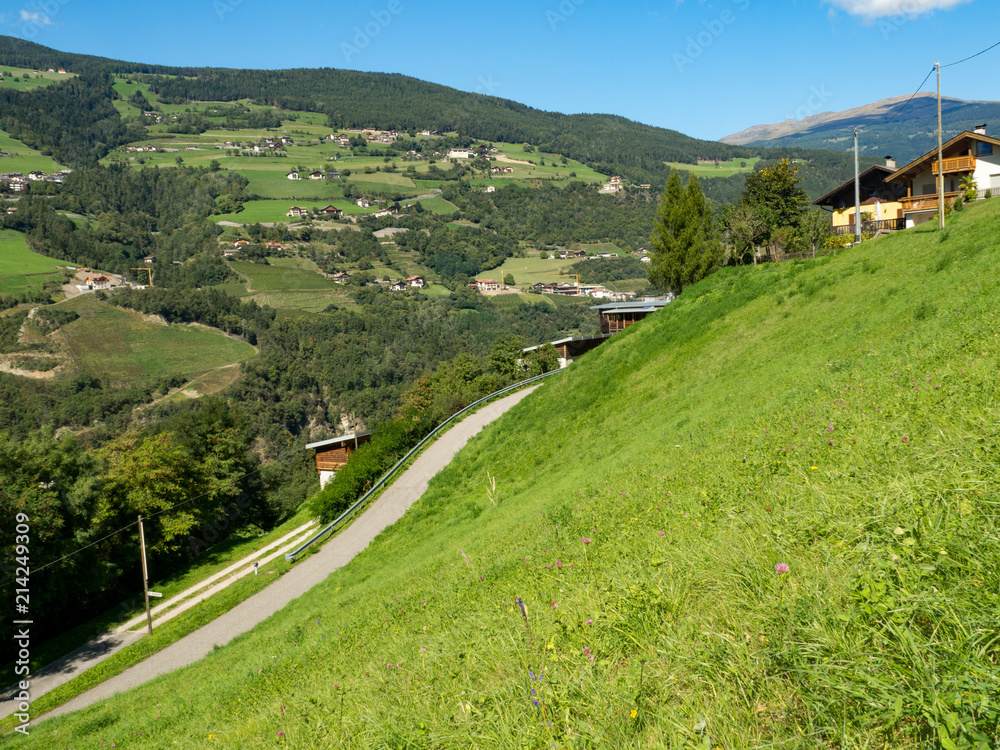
[2,0,996,141]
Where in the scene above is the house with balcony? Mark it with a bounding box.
[812,157,908,236]
[886,126,1000,228]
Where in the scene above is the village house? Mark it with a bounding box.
[286,171,300,180]
[286,206,309,218]
[331,272,352,283]
[264,241,283,250]
[233,239,249,247]
[475,279,501,292]
[485,185,496,193]
[27,170,46,181]
[813,156,908,235]
[84,275,111,290]
[373,208,392,218]
[448,149,473,159]
[406,275,425,288]
[356,198,371,208]
[143,255,157,265]
[318,205,344,218]
[388,279,408,292]
[223,247,241,257]
[308,171,324,180]
[886,126,1000,228]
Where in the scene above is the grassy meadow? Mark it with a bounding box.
[58,295,256,386]
[664,157,760,178]
[16,198,1000,749]
[0,128,67,175]
[0,230,68,294]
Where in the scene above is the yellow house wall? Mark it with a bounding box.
[832,201,903,227]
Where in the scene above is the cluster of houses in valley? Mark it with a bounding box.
[329,272,425,291]
[0,170,73,191]
[285,169,340,181]
[285,201,402,219]
[815,126,1000,235]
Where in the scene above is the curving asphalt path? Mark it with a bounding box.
[42,386,538,721]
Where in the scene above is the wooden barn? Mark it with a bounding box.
[305,432,372,488]
[592,298,671,334]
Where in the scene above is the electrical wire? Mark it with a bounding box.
[884,67,935,124]
[32,463,266,574]
[942,39,1000,68]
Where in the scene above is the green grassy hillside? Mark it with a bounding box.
[16,200,1000,749]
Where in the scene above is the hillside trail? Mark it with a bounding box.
[35,385,538,722]
[0,520,319,720]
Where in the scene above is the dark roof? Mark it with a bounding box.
[812,165,897,207]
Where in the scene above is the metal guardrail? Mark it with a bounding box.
[284,368,563,562]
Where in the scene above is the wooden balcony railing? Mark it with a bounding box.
[831,218,905,236]
[932,155,976,175]
[900,191,962,212]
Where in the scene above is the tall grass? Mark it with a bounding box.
[13,200,1000,749]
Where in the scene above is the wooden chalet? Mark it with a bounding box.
[305,432,372,488]
[885,126,1000,228]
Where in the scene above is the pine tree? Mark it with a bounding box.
[647,172,723,294]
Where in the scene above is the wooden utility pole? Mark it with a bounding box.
[138,515,152,636]
[936,61,945,231]
[853,128,861,244]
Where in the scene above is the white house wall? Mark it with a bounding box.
[973,152,1000,192]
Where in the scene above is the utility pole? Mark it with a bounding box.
[853,128,861,244]
[138,515,152,636]
[937,61,945,231]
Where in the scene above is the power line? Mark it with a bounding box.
[943,39,1000,68]
[33,463,266,574]
[884,67,935,124]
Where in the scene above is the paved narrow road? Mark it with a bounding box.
[43,386,537,721]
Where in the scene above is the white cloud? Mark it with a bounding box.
[825,0,974,19]
[20,9,53,25]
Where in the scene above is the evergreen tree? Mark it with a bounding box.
[647,172,723,294]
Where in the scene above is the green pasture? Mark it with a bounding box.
[59,295,255,386]
[0,67,74,92]
[0,230,67,295]
[484,255,584,287]
[664,156,760,178]
[0,128,66,174]
[416,197,458,214]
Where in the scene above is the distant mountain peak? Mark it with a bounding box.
[721,93,980,146]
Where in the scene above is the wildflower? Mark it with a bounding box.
[811,466,818,470]
[631,709,638,719]
[659,530,665,536]
[583,646,591,656]
[582,537,592,544]
[278,731,285,737]
[585,619,593,625]
[555,560,563,569]
[826,423,835,432]
[775,562,790,575]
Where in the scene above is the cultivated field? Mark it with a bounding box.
[664,156,760,178]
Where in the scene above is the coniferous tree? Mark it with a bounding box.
[647,172,723,294]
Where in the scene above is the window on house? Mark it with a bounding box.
[979,142,994,156]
